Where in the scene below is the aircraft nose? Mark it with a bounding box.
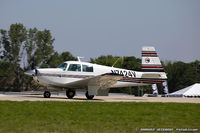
[24,69,36,76]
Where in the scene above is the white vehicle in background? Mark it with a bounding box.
[25,46,167,99]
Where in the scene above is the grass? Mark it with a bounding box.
[0,101,199,133]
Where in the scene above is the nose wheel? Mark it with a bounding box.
[43,91,51,98]
[66,89,76,99]
[85,91,94,100]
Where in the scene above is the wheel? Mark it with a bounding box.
[66,89,75,99]
[85,91,94,100]
[43,91,51,98]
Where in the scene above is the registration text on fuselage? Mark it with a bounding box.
[111,70,136,78]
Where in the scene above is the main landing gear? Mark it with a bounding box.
[66,89,76,99]
[85,91,94,100]
[43,91,51,98]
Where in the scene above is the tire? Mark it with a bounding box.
[43,91,51,98]
[85,91,94,100]
[66,89,75,99]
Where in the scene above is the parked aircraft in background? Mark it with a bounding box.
[25,46,167,99]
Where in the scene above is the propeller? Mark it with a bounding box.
[24,69,36,76]
[24,62,37,76]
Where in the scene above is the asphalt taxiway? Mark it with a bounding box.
[0,92,200,103]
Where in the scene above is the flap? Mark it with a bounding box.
[141,73,161,78]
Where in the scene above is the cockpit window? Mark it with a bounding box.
[82,65,93,72]
[68,64,81,71]
[57,63,68,70]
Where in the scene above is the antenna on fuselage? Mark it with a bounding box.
[77,56,84,62]
[112,58,120,67]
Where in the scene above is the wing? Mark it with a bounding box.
[64,73,123,95]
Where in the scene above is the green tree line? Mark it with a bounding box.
[0,23,200,94]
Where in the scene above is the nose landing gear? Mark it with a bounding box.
[43,91,51,98]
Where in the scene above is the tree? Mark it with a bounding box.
[1,24,27,63]
[0,23,27,91]
[0,61,15,91]
[24,28,55,69]
[90,55,123,68]
[46,52,61,68]
[0,24,57,91]
[32,29,55,68]
[59,51,77,62]
[24,28,38,70]
[122,56,141,70]
[163,60,200,93]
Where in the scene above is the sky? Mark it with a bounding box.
[0,0,200,62]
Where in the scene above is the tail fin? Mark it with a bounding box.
[141,46,164,72]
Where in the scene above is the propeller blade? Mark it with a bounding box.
[24,69,36,76]
[31,62,35,70]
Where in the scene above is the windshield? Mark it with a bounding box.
[57,63,68,70]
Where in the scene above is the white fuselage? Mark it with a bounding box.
[33,61,167,89]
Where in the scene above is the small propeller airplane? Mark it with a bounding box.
[24,46,167,99]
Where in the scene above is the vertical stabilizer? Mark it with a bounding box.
[141,46,164,71]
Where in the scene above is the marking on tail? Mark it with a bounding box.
[141,46,164,71]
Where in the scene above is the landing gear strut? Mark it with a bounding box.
[85,91,94,100]
[43,91,51,98]
[66,89,76,99]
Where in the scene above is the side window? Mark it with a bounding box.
[82,65,93,72]
[68,64,81,71]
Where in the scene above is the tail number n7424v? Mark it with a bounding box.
[111,70,136,78]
